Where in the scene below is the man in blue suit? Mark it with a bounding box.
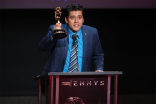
[39,4,104,75]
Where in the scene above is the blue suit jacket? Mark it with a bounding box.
[39,24,104,75]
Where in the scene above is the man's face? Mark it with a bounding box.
[65,11,84,33]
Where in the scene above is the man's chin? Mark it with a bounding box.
[73,29,80,33]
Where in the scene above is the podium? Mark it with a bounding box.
[36,71,122,104]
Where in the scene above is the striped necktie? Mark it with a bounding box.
[68,34,78,72]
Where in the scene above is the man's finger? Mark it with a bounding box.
[95,70,104,72]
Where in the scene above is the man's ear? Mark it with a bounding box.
[65,17,68,23]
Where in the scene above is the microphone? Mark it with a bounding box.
[72,34,77,42]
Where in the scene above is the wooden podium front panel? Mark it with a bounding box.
[56,75,108,104]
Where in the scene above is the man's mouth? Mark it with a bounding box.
[74,25,79,27]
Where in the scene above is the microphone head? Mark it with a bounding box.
[72,34,77,42]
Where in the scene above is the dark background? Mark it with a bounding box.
[0,8,155,96]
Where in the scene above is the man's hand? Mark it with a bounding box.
[95,70,104,72]
[54,23,62,30]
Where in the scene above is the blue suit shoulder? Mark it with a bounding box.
[82,25,99,36]
[82,25,97,31]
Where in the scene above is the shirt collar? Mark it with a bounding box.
[68,27,82,39]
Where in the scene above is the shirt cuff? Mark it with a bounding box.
[96,67,103,71]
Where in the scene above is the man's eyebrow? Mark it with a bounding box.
[69,15,75,17]
[78,15,82,16]
[69,15,83,18]
[70,15,82,16]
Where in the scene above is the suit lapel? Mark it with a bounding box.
[82,25,87,70]
[62,24,69,65]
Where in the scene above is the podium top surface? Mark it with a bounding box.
[47,71,122,76]
[36,71,123,79]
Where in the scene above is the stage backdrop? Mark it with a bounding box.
[0,9,155,95]
[0,0,155,9]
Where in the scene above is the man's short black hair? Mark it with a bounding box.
[65,4,84,18]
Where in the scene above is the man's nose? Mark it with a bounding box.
[75,17,78,22]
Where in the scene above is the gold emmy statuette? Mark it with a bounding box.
[52,7,66,39]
